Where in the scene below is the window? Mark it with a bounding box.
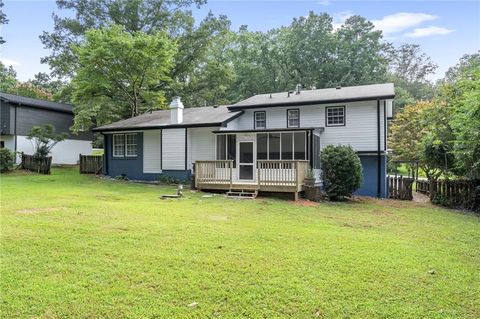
[268,133,280,159]
[294,132,306,160]
[281,133,293,159]
[216,134,236,167]
[326,106,345,126]
[113,133,137,157]
[125,134,137,157]
[113,134,125,157]
[257,133,268,160]
[254,111,266,129]
[256,132,307,161]
[287,109,300,127]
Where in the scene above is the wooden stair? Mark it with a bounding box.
[226,189,258,199]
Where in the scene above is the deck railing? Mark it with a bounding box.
[195,160,234,187]
[195,160,310,192]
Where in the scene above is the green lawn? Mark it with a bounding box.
[1,168,479,318]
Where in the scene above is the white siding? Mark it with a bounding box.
[15,135,92,164]
[143,130,161,173]
[162,128,185,170]
[187,127,216,170]
[0,135,15,151]
[224,100,386,152]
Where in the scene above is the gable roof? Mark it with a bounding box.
[0,92,73,114]
[229,83,395,110]
[93,105,243,132]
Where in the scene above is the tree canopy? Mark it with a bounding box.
[71,24,176,132]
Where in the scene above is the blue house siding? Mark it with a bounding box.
[103,133,191,181]
[354,154,387,198]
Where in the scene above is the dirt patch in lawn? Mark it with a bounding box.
[16,207,66,214]
[292,199,319,207]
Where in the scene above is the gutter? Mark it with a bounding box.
[228,95,396,110]
[377,99,381,198]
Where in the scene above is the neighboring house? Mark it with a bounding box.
[94,83,394,198]
[0,92,92,164]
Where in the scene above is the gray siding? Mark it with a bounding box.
[0,100,12,135]
[15,105,91,140]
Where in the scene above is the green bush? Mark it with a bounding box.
[321,145,363,200]
[0,149,15,172]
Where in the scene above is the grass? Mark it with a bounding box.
[1,168,479,318]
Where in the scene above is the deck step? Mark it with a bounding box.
[226,189,258,199]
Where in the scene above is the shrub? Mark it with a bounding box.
[0,149,15,172]
[321,145,363,200]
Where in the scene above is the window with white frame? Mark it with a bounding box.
[287,109,300,127]
[256,132,307,160]
[216,134,236,167]
[326,106,345,126]
[113,134,125,157]
[112,133,137,157]
[254,111,266,129]
[125,134,137,157]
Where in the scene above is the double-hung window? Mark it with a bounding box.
[254,111,266,129]
[326,106,345,126]
[113,133,137,157]
[287,109,300,128]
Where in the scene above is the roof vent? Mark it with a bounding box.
[287,91,294,97]
[295,84,301,94]
[269,93,272,99]
[336,86,342,90]
[213,104,219,108]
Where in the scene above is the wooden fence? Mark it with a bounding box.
[388,176,414,200]
[417,179,480,211]
[21,154,52,174]
[79,154,104,174]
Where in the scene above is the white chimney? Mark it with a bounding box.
[170,96,184,124]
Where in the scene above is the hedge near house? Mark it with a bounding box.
[321,145,363,200]
[0,149,15,172]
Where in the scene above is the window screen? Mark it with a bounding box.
[257,133,268,160]
[281,133,293,159]
[287,109,300,127]
[326,106,345,126]
[294,132,306,160]
[125,134,137,156]
[268,133,280,159]
[113,134,125,157]
[254,111,266,129]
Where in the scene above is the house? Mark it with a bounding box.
[93,83,394,198]
[0,92,92,164]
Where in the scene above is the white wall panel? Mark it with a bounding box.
[143,130,162,173]
[16,135,92,164]
[187,127,216,170]
[162,128,185,170]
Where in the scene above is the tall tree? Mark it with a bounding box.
[0,61,17,91]
[40,0,206,79]
[0,0,7,44]
[71,25,176,132]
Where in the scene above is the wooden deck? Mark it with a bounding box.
[194,160,310,197]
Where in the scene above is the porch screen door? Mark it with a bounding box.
[238,141,254,180]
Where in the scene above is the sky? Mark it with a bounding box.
[1,0,479,82]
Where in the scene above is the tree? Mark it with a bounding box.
[0,61,17,92]
[8,83,53,100]
[27,124,67,158]
[40,0,207,79]
[321,145,363,200]
[28,72,66,95]
[389,101,453,180]
[441,55,480,178]
[71,25,176,131]
[333,15,389,87]
[0,0,8,45]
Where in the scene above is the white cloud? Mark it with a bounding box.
[0,58,20,67]
[372,12,438,35]
[404,26,454,38]
[332,11,354,30]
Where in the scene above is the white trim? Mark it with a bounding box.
[112,134,125,157]
[125,133,138,157]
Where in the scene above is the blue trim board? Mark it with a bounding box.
[354,154,387,198]
[104,133,191,181]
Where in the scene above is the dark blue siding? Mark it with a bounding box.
[354,154,387,198]
[104,133,191,181]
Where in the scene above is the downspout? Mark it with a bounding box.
[102,133,108,175]
[309,130,313,168]
[377,99,381,198]
[184,128,188,171]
